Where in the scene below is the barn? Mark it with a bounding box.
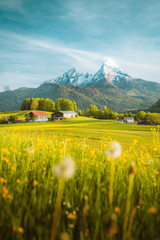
[25,111,48,122]
[123,117,134,123]
[51,111,77,120]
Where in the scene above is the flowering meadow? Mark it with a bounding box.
[0,119,160,240]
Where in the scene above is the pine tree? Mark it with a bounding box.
[55,98,77,111]
[73,101,77,112]
[20,98,31,110]
[30,98,39,110]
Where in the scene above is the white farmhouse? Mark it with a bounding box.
[25,111,48,122]
[123,117,134,123]
[51,111,77,120]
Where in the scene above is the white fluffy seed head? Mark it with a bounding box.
[27,146,35,154]
[53,157,76,179]
[105,141,122,159]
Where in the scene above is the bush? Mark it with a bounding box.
[0,117,8,124]
[8,115,17,123]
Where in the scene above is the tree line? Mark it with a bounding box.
[78,104,160,124]
[137,111,160,125]
[1,101,159,125]
[20,98,77,112]
[78,104,134,120]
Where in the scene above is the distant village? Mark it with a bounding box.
[25,110,77,122]
[0,97,160,125]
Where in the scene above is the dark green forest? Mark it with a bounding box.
[20,98,77,112]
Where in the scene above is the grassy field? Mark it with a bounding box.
[0,117,159,240]
[0,116,158,145]
[0,110,52,120]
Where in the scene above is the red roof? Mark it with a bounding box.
[30,111,48,117]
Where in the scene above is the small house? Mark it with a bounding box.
[51,111,77,120]
[25,111,48,122]
[115,120,124,123]
[123,117,134,123]
[138,120,146,125]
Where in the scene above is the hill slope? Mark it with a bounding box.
[0,82,158,112]
[148,99,160,113]
[0,59,160,112]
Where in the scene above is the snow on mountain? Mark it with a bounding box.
[91,59,132,86]
[104,57,119,68]
[66,67,76,79]
[0,86,12,92]
[40,58,133,88]
[73,73,93,86]
[40,67,93,87]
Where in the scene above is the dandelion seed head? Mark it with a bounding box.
[67,202,71,208]
[75,207,79,211]
[146,159,154,165]
[53,157,76,179]
[60,232,70,240]
[105,141,122,159]
[27,146,34,154]
[69,224,74,228]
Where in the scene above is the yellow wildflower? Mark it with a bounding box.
[67,213,77,220]
[148,207,157,214]
[2,186,12,199]
[18,227,24,234]
[133,139,138,145]
[0,178,6,183]
[16,179,22,183]
[34,180,39,186]
[115,207,121,213]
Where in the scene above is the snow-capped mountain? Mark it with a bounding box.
[1,57,160,112]
[0,85,12,92]
[40,58,133,88]
[41,67,93,87]
[92,59,132,84]
[88,59,134,88]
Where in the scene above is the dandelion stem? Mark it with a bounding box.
[122,173,135,240]
[63,139,66,158]
[51,180,64,240]
[83,196,90,240]
[127,206,136,240]
[109,160,115,209]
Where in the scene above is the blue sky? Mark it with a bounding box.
[0,0,160,89]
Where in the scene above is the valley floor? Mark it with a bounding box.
[0,117,159,240]
[0,116,158,146]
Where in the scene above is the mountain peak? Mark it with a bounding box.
[66,67,76,78]
[40,58,132,88]
[103,58,119,68]
[0,85,12,92]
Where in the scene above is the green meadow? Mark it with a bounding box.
[0,110,52,120]
[0,117,159,240]
[0,116,158,145]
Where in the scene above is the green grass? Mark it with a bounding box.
[0,117,159,240]
[0,116,158,146]
[0,110,52,120]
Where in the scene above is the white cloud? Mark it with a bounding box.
[0,30,160,88]
[26,38,101,72]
